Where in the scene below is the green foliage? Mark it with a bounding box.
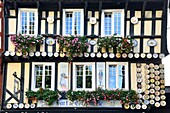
[66,88,138,106]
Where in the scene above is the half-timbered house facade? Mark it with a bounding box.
[1,0,170,113]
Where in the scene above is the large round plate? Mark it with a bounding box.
[147,39,157,47]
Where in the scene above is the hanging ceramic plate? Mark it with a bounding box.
[6,103,12,109]
[130,104,136,110]
[103,53,108,58]
[149,63,154,68]
[150,79,155,83]
[160,85,165,89]
[137,78,143,83]
[155,96,161,101]
[141,53,146,58]
[46,37,55,46]
[79,53,83,57]
[154,71,160,76]
[29,52,34,57]
[84,53,89,57]
[155,81,160,86]
[137,99,143,104]
[154,65,159,70]
[19,103,24,109]
[30,103,36,108]
[155,76,160,81]
[159,64,164,69]
[147,39,157,47]
[153,53,159,58]
[109,53,115,58]
[150,100,155,105]
[124,103,130,109]
[136,73,142,78]
[97,52,102,58]
[144,65,149,69]
[143,94,150,100]
[136,63,141,67]
[137,89,143,93]
[150,74,155,78]
[131,17,139,24]
[149,69,155,73]
[160,69,164,74]
[13,103,18,109]
[91,53,96,58]
[155,91,160,96]
[147,53,152,59]
[137,84,142,88]
[137,94,143,98]
[136,104,141,109]
[150,84,155,88]
[116,53,121,58]
[128,53,133,58]
[150,94,155,100]
[132,39,138,47]
[41,52,47,57]
[160,101,166,106]
[122,53,127,58]
[145,75,150,79]
[60,53,65,57]
[145,80,150,84]
[134,53,140,58]
[35,51,40,57]
[160,90,165,95]
[4,51,10,56]
[47,16,54,24]
[144,90,150,95]
[155,102,160,107]
[54,52,59,57]
[144,100,150,105]
[159,53,165,59]
[136,68,142,72]
[145,85,150,89]
[145,70,150,74]
[10,51,15,56]
[160,95,166,100]
[48,52,53,57]
[150,89,155,93]
[160,80,165,84]
[160,74,164,79]
[25,103,30,109]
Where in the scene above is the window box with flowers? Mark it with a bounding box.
[97,36,133,53]
[10,34,44,57]
[56,35,89,61]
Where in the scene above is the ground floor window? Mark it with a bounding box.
[31,62,55,91]
[73,62,95,91]
[106,62,129,90]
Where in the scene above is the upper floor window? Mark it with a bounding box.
[73,62,95,91]
[31,62,55,91]
[106,62,128,90]
[63,9,84,35]
[18,9,38,35]
[101,9,124,36]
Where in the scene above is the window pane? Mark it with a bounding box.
[109,65,116,89]
[85,65,92,88]
[21,12,27,34]
[74,12,81,35]
[76,65,83,88]
[29,12,35,34]
[35,65,43,88]
[45,66,52,88]
[114,12,121,35]
[118,65,125,88]
[66,12,73,35]
[104,12,112,35]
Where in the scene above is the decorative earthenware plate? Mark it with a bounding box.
[130,104,136,110]
[143,95,149,100]
[131,17,139,24]
[47,16,54,24]
[155,76,160,81]
[84,53,89,57]
[124,103,130,109]
[160,69,164,74]
[142,104,147,109]
[154,65,159,70]
[160,80,165,84]
[155,81,160,86]
[90,53,95,58]
[13,103,18,109]
[149,69,155,73]
[48,52,53,57]
[136,68,142,72]
[30,103,36,108]
[155,91,160,96]
[160,74,164,79]
[155,102,160,107]
[159,64,164,69]
[144,90,150,95]
[60,53,65,57]
[141,53,146,58]
[137,94,143,98]
[19,103,24,109]
[154,71,160,75]
[134,53,140,58]
[137,99,143,104]
[150,94,155,100]
[89,39,97,45]
[144,100,150,105]
[145,80,150,84]
[4,51,10,56]
[97,52,102,58]
[122,53,127,58]
[116,53,121,58]
[160,95,166,100]
[153,53,158,58]
[109,53,115,58]
[136,104,141,109]
[150,74,155,78]
[160,85,165,89]
[79,53,83,57]
[41,52,47,57]
[136,73,142,78]
[29,52,34,57]
[145,70,150,74]
[145,75,150,79]
[145,85,150,89]
[6,103,12,109]
[25,103,30,109]
[103,53,108,58]
[155,96,161,101]
[147,53,152,58]
[144,65,149,69]
[150,79,155,83]
[137,78,143,83]
[147,39,157,47]
[149,63,154,68]
[150,89,155,93]
[10,51,15,56]
[150,100,155,105]
[128,53,133,58]
[159,53,165,59]
[160,101,166,106]
[160,90,165,95]
[137,88,143,93]
[136,63,141,67]
[46,38,55,46]
[150,84,155,88]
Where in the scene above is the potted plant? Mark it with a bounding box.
[10,34,44,57]
[56,35,89,61]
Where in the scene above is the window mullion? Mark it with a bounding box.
[83,65,85,90]
[42,65,45,89]
[112,12,114,35]
[27,12,30,35]
[116,65,118,89]
[72,12,75,35]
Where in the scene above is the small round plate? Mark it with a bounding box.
[136,63,141,67]
[137,78,143,83]
[41,52,47,57]
[13,103,18,109]
[131,17,138,24]
[160,90,165,95]
[137,84,142,88]
[160,95,166,100]
[150,94,155,100]
[144,90,150,95]
[150,79,155,83]
[153,53,159,58]
[155,102,160,107]
[25,103,30,109]
[136,68,142,73]
[137,94,143,98]
[30,103,36,108]
[145,80,150,84]
[155,91,160,96]
[109,53,114,58]
[128,53,133,58]
[145,75,150,79]
[149,63,154,68]
[136,73,142,78]
[160,80,165,84]
[150,89,155,93]
[134,53,140,58]
[122,53,127,58]
[124,103,130,109]
[84,53,89,57]
[19,103,24,109]
[150,100,155,105]
[144,65,149,69]
[149,69,155,73]
[154,65,159,70]
[6,103,12,109]
[137,89,143,93]
[132,39,138,47]
[147,39,157,47]
[160,101,166,106]
[137,99,143,104]
[154,71,160,76]
[145,85,150,89]
[155,96,160,101]
[97,52,102,58]
[91,53,96,58]
[155,76,160,81]
[130,104,136,110]
[160,69,164,74]
[136,104,141,109]
[54,52,59,57]
[150,84,155,88]
[145,70,149,74]
[150,74,155,78]
[155,81,160,86]
[159,64,164,69]
[147,53,152,58]
[103,53,108,58]
[141,53,146,58]
[159,53,165,59]
[144,100,150,105]
[116,53,121,58]
[143,95,150,100]
[160,85,165,89]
